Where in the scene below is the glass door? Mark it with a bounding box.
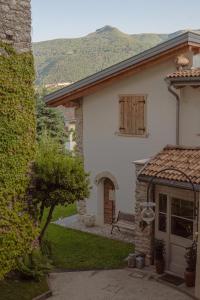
[155,187,195,276]
[169,197,194,275]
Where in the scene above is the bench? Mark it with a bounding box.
[111,211,136,234]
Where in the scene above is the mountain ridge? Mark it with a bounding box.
[33,26,199,86]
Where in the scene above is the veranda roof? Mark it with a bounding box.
[138,145,200,189]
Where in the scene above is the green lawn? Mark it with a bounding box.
[43,203,77,223]
[44,203,134,270]
[0,278,48,300]
[46,225,133,270]
[2,203,133,300]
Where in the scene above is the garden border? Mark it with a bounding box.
[32,276,52,300]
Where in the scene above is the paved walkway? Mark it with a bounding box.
[53,215,135,243]
[49,269,193,300]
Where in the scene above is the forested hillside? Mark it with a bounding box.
[33,26,193,86]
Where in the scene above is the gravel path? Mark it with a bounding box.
[53,215,135,244]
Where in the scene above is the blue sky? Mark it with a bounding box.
[32,0,200,42]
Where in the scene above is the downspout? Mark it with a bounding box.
[165,78,180,145]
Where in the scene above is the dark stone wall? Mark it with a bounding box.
[0,0,31,52]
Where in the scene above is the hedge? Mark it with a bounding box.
[0,42,38,278]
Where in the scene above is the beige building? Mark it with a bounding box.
[46,31,200,297]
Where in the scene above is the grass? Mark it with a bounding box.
[46,225,133,270]
[43,203,134,270]
[43,203,77,223]
[0,277,49,300]
[2,203,133,300]
[1,204,76,300]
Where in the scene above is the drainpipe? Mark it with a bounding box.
[165,78,180,145]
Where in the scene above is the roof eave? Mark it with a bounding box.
[167,76,200,87]
[138,175,200,191]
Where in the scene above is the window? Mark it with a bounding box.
[158,194,167,232]
[193,53,200,68]
[119,95,147,136]
[171,198,194,239]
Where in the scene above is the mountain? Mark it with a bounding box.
[32,26,197,86]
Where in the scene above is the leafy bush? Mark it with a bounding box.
[17,249,52,281]
[154,239,165,260]
[185,240,197,271]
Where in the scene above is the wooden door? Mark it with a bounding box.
[104,178,115,224]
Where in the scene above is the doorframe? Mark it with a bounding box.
[155,185,197,274]
[103,178,116,224]
[94,172,119,225]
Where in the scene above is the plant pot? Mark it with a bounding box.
[184,269,196,287]
[155,259,165,274]
[84,214,95,227]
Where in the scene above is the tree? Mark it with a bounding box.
[33,135,90,242]
[36,90,67,144]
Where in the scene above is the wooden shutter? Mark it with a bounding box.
[119,95,146,135]
[119,96,126,133]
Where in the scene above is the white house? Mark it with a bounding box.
[45,31,200,223]
[45,31,200,297]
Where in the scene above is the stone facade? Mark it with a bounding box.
[75,98,87,221]
[134,161,154,266]
[195,193,200,299]
[0,0,31,52]
[74,98,84,157]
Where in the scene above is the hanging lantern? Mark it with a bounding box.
[140,202,155,224]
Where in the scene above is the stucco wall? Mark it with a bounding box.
[180,87,200,146]
[82,59,178,224]
[0,0,31,52]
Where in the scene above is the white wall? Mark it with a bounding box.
[82,60,177,224]
[180,87,200,146]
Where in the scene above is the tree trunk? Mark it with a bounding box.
[39,201,45,223]
[39,204,56,243]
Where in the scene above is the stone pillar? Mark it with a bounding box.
[0,0,31,53]
[75,98,84,157]
[75,98,87,221]
[134,160,154,266]
[195,193,200,299]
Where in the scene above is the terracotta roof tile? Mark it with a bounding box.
[167,68,200,79]
[140,145,200,185]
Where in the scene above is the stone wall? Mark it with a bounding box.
[75,98,87,221]
[74,98,84,157]
[134,161,154,266]
[195,193,200,299]
[0,0,31,52]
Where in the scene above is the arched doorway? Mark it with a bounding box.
[103,178,115,224]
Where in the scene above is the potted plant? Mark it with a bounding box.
[154,239,165,274]
[184,240,197,287]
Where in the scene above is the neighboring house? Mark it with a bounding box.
[45,30,200,296]
[64,108,76,152]
[58,106,76,151]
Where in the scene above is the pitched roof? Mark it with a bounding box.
[45,31,200,107]
[139,145,200,185]
[167,68,200,79]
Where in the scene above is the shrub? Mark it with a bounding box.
[17,249,52,281]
